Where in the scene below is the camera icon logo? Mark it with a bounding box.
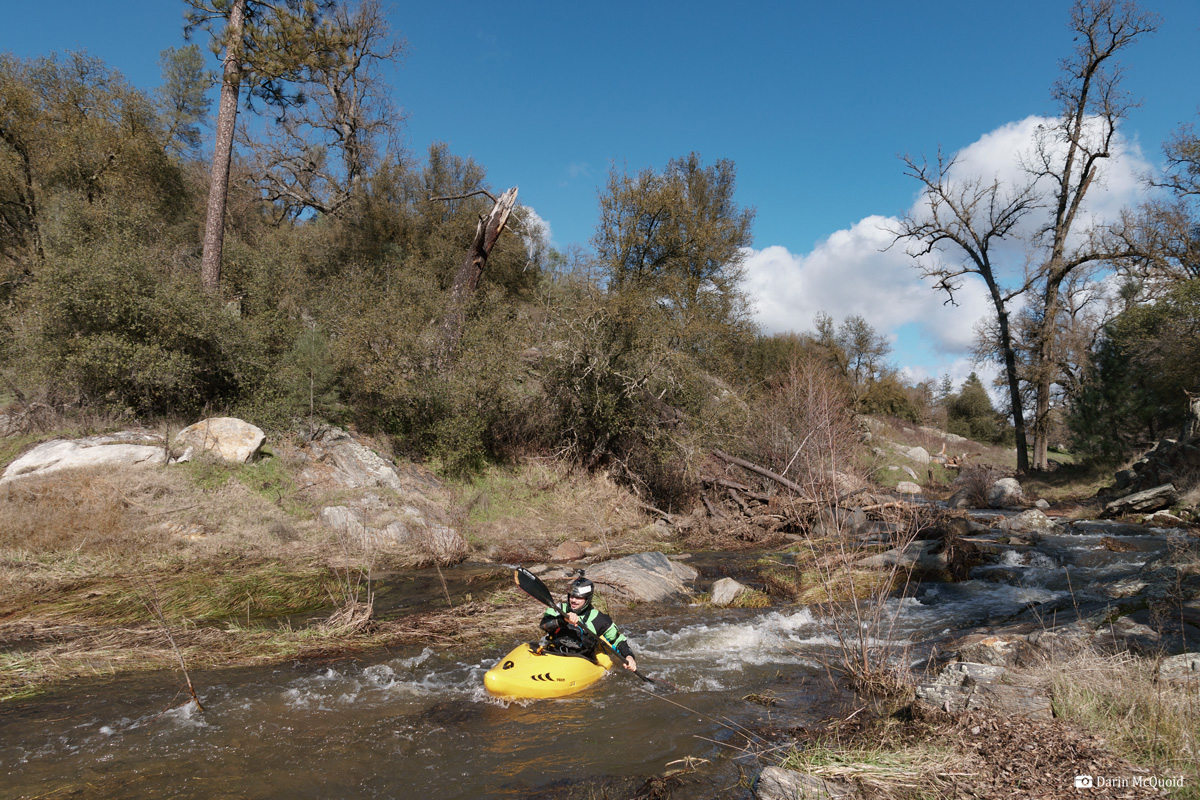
[1075,775,1094,789]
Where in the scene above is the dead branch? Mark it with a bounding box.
[142,583,203,712]
[429,189,498,203]
[726,487,750,514]
[437,186,519,367]
[711,448,811,499]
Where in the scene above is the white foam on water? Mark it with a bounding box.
[639,607,822,671]
[999,550,1027,567]
[1026,551,1058,569]
[157,699,207,729]
[889,581,1068,634]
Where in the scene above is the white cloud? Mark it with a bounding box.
[741,217,993,356]
[741,115,1153,380]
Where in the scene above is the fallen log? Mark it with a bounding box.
[711,448,811,499]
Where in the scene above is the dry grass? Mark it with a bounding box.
[0,445,653,700]
[458,460,651,560]
[951,464,1010,507]
[778,717,959,800]
[1030,649,1200,781]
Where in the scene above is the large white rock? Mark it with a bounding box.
[710,577,749,606]
[174,417,265,463]
[988,477,1025,508]
[998,508,1059,534]
[585,552,695,603]
[1,433,166,483]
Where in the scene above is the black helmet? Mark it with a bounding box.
[568,577,594,601]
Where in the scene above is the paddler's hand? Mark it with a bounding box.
[624,656,637,672]
[565,611,580,626]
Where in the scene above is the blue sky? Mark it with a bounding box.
[5,1,1200,391]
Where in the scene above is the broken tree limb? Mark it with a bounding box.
[702,476,771,502]
[711,448,811,499]
[437,186,518,366]
[639,502,676,524]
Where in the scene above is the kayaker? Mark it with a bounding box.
[540,577,638,672]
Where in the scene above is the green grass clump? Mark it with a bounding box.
[13,563,340,626]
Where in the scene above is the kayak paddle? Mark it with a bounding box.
[512,567,677,690]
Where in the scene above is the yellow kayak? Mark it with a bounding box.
[484,642,616,699]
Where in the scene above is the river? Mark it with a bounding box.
[0,516,1187,799]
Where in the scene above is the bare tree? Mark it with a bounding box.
[437,187,519,367]
[897,0,1157,471]
[894,149,1040,472]
[1024,0,1158,469]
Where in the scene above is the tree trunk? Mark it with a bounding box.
[1031,270,1066,471]
[986,279,1030,474]
[200,0,246,295]
[437,186,518,366]
[0,128,44,267]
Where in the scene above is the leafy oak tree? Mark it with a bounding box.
[593,152,756,374]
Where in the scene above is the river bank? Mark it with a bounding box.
[2,422,1199,799]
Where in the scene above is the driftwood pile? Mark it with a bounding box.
[643,448,916,539]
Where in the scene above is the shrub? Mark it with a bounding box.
[9,239,265,416]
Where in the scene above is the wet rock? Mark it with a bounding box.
[1145,510,1187,527]
[987,478,1024,508]
[1104,578,1148,599]
[945,487,973,509]
[1103,483,1178,517]
[857,539,940,570]
[1024,625,1092,664]
[1099,536,1140,552]
[755,766,859,800]
[710,577,749,606]
[174,417,264,463]
[2,432,167,483]
[669,558,700,581]
[954,635,1035,667]
[952,622,1093,668]
[1094,617,1161,655]
[585,552,695,603]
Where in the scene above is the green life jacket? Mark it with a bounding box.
[543,602,629,653]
